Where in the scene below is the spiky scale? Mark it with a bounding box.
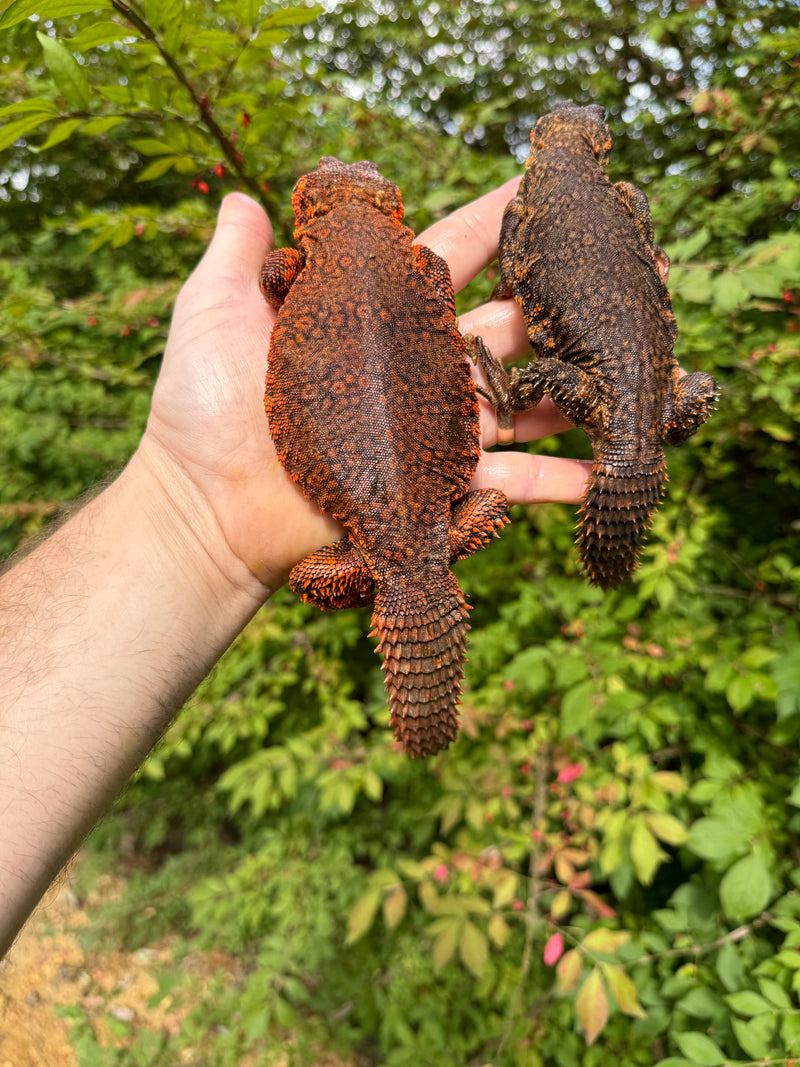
[262,157,508,757]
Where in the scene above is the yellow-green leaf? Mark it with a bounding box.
[630,818,666,885]
[383,885,407,930]
[0,113,52,151]
[492,869,518,909]
[487,913,510,948]
[346,886,381,944]
[575,967,609,1045]
[0,0,111,30]
[581,929,630,955]
[459,920,489,979]
[556,949,583,994]
[649,771,689,794]
[34,117,81,152]
[601,963,647,1018]
[645,812,689,846]
[550,888,572,921]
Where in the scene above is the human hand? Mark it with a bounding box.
[140,182,589,598]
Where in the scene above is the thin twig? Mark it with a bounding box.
[497,743,549,1056]
[108,0,269,208]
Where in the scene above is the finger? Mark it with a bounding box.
[195,192,274,287]
[478,395,574,445]
[472,452,590,506]
[415,176,521,292]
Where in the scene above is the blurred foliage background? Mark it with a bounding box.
[1,0,799,1063]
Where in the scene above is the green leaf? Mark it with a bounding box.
[37,32,91,109]
[0,113,53,151]
[0,98,59,119]
[459,920,488,979]
[725,990,771,1016]
[668,226,711,262]
[560,679,596,736]
[716,941,745,992]
[731,1013,775,1059]
[719,852,771,921]
[712,272,750,313]
[259,5,321,29]
[69,19,138,51]
[687,816,751,863]
[0,0,111,30]
[346,886,381,944]
[80,115,124,135]
[673,1030,726,1065]
[756,976,791,1009]
[143,0,183,31]
[575,967,609,1046]
[431,916,462,971]
[33,116,81,151]
[135,156,182,182]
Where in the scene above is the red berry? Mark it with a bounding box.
[213,164,225,178]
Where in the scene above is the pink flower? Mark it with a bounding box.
[512,899,524,912]
[557,763,584,784]
[543,932,564,966]
[433,863,449,884]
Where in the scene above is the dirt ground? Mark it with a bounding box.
[0,858,359,1067]
[0,861,196,1066]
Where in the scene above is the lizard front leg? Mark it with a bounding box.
[413,243,457,317]
[260,247,305,308]
[492,192,527,300]
[614,181,670,286]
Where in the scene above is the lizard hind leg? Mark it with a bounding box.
[371,573,470,758]
[289,537,376,609]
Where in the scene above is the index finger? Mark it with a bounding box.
[415,177,521,293]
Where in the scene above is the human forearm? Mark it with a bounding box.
[0,443,267,955]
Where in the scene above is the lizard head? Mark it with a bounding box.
[291,157,405,236]
[530,102,614,168]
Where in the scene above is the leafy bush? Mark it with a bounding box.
[2,1,799,1064]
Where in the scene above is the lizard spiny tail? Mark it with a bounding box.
[371,573,470,758]
[578,455,666,589]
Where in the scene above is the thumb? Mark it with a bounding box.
[195,192,275,287]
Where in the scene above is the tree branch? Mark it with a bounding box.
[108,0,269,209]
